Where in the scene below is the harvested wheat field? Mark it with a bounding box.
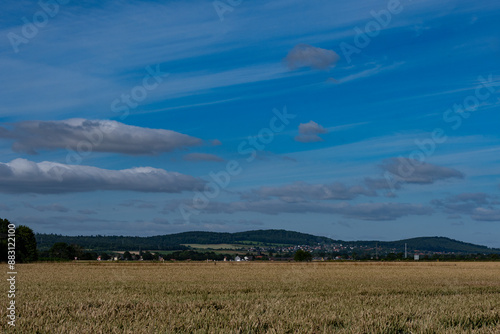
[2,261,500,333]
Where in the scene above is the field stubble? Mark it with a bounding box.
[1,261,499,333]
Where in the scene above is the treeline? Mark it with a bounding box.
[37,242,235,261]
[38,242,169,261]
[321,251,500,261]
[349,237,500,254]
[167,250,231,261]
[36,234,189,251]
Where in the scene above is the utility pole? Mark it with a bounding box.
[404,243,407,259]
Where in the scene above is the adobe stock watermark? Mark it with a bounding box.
[213,0,243,21]
[179,106,296,222]
[6,222,17,327]
[339,0,404,64]
[53,65,168,172]
[383,74,498,193]
[7,0,70,54]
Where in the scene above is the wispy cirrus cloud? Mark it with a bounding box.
[0,158,205,194]
[337,62,404,83]
[0,119,201,155]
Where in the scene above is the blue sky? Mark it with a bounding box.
[1,0,499,247]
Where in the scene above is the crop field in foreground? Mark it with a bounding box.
[1,262,499,333]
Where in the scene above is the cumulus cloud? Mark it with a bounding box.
[432,192,500,221]
[285,44,339,70]
[295,120,328,143]
[0,119,202,155]
[241,181,374,202]
[183,153,224,162]
[0,158,205,194]
[380,158,464,184]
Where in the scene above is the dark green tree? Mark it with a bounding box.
[16,225,38,262]
[0,218,10,262]
[385,253,397,261]
[49,242,76,260]
[123,251,132,260]
[142,251,154,260]
[80,251,98,260]
[294,249,312,262]
[1,219,38,263]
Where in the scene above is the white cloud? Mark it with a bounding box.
[0,158,204,194]
[295,120,328,143]
[0,119,201,155]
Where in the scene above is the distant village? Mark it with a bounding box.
[87,242,499,262]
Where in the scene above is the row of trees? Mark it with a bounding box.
[39,245,233,261]
[350,251,500,261]
[286,250,500,261]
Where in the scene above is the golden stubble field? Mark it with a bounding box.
[1,261,499,333]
